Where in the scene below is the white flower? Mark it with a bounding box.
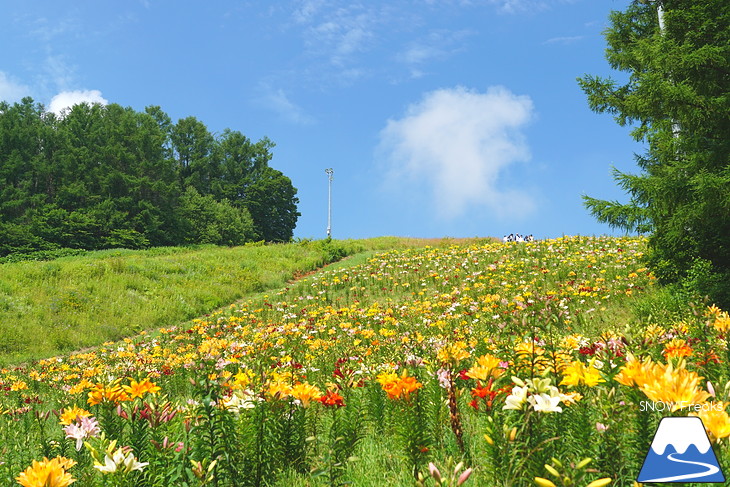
[94,447,149,474]
[503,385,528,410]
[528,393,563,413]
[223,389,260,413]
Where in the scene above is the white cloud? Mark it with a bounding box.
[293,0,328,23]
[543,35,584,45]
[379,86,535,219]
[0,72,31,103]
[45,55,76,92]
[416,0,546,11]
[304,6,377,67]
[48,90,108,116]
[397,29,473,78]
[258,85,315,125]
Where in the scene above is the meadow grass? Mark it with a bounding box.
[1,235,723,487]
[0,237,489,365]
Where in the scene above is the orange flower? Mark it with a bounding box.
[290,383,322,408]
[663,338,693,359]
[87,380,131,406]
[379,370,423,400]
[123,378,161,399]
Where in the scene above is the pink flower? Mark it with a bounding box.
[436,368,451,389]
[64,415,100,450]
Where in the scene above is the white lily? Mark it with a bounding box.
[528,393,563,413]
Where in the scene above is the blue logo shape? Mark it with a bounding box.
[638,416,725,483]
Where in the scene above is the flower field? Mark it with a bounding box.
[1,236,728,486]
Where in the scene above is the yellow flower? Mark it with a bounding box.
[614,356,653,387]
[290,383,322,408]
[465,354,504,381]
[637,361,710,411]
[559,362,583,387]
[10,381,28,391]
[712,311,730,333]
[87,386,105,406]
[230,370,251,390]
[59,406,91,426]
[436,341,470,365]
[123,378,161,399]
[691,403,730,441]
[16,456,76,487]
[586,479,612,487]
[706,304,722,318]
[267,381,292,400]
[376,371,399,389]
[560,334,585,351]
[514,341,545,358]
[68,379,94,395]
[582,365,604,387]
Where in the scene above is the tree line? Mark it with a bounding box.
[0,98,300,256]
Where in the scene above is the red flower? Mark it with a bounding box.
[471,385,490,399]
[319,390,345,408]
[579,344,597,356]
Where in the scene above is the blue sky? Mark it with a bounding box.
[1,0,642,240]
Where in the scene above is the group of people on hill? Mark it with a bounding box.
[502,233,534,243]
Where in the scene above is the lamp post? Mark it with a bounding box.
[325,168,333,238]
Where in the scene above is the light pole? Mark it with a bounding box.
[325,168,333,238]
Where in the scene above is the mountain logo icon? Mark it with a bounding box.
[637,416,725,483]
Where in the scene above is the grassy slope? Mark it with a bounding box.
[0,237,489,364]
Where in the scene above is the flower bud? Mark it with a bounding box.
[586,478,612,487]
[457,467,473,486]
[534,477,557,487]
[428,462,442,483]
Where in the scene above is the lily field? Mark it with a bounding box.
[1,236,729,486]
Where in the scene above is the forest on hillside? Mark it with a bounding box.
[0,98,300,256]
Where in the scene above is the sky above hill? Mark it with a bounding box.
[1,0,643,240]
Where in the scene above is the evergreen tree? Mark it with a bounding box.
[579,0,730,304]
